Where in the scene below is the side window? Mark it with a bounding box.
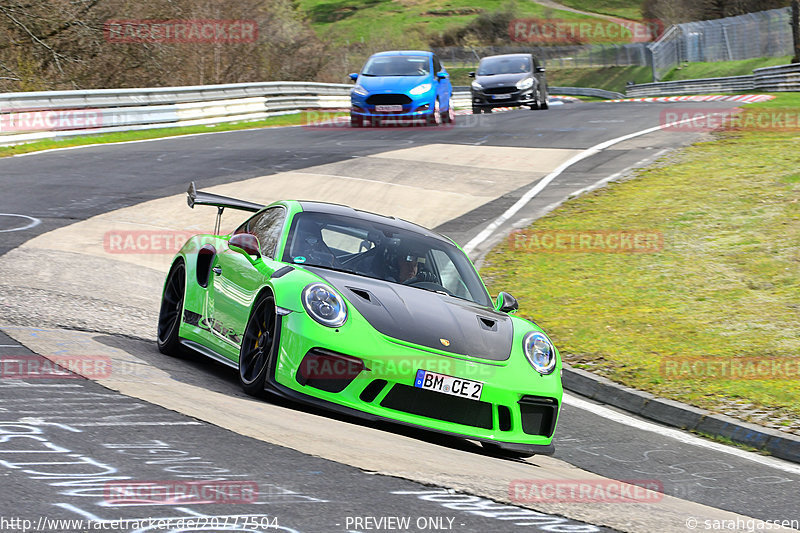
[250,207,286,259]
[233,211,263,235]
[430,249,470,300]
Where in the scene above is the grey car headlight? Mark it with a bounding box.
[516,77,534,90]
[523,331,556,375]
[471,80,482,90]
[302,283,347,327]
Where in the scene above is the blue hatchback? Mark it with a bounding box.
[349,51,454,127]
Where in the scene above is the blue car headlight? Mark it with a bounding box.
[522,332,556,375]
[302,283,347,327]
[409,83,432,96]
[516,77,534,90]
[352,85,368,96]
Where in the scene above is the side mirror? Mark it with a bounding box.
[348,73,359,81]
[229,233,261,260]
[436,70,449,80]
[495,292,519,313]
[535,66,546,73]
[468,71,476,78]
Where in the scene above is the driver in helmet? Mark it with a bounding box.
[395,248,435,284]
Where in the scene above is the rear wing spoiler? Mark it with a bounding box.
[187,181,265,234]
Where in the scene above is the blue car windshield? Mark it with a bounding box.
[478,56,531,76]
[362,56,430,77]
[282,212,492,307]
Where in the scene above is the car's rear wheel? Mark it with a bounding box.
[157,261,186,356]
[239,293,277,396]
[426,99,442,126]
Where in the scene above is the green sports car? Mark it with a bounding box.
[157,183,563,457]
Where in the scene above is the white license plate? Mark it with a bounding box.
[375,105,403,112]
[492,94,512,100]
[414,369,483,401]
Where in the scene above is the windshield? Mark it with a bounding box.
[477,56,531,76]
[362,55,430,77]
[282,212,492,307]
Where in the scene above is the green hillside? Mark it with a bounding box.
[297,0,639,47]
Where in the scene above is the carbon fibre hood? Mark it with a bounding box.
[307,267,513,361]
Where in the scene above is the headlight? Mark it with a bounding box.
[302,283,347,327]
[522,332,556,375]
[516,77,534,90]
[471,80,482,90]
[409,83,432,95]
[352,85,368,96]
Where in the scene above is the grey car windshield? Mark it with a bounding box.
[282,212,492,307]
[362,56,430,76]
[478,56,531,76]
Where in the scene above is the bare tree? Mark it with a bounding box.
[0,0,336,91]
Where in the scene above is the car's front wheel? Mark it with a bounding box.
[426,99,442,126]
[530,87,542,110]
[441,100,455,124]
[239,292,278,396]
[157,260,186,357]
[350,114,362,128]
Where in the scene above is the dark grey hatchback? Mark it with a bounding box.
[469,53,548,114]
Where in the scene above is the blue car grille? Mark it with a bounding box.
[366,94,412,105]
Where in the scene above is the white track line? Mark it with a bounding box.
[564,393,800,476]
[463,115,707,254]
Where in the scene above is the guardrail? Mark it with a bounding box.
[753,63,800,92]
[550,86,624,99]
[0,82,353,145]
[1,81,622,145]
[626,62,800,97]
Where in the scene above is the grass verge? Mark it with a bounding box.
[555,0,643,20]
[662,56,793,81]
[480,93,800,428]
[0,112,346,158]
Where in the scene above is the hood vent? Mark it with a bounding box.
[347,287,373,303]
[478,316,497,331]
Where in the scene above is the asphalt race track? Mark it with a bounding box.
[1,102,798,533]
